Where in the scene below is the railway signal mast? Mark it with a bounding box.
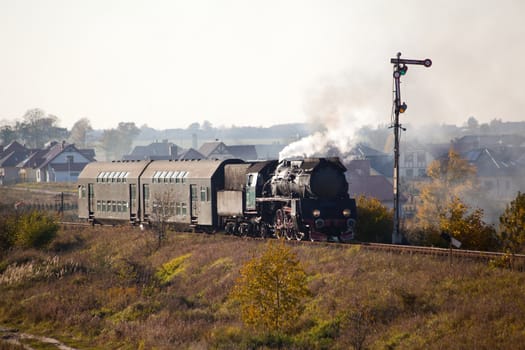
[390,52,431,244]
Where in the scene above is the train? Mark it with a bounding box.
[77,157,357,242]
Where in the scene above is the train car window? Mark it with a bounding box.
[97,172,104,183]
[123,201,129,211]
[200,186,209,201]
[166,171,174,183]
[96,200,101,212]
[153,171,162,183]
[160,171,169,183]
[117,201,122,212]
[112,201,117,212]
[181,202,187,215]
[101,201,107,212]
[176,202,181,215]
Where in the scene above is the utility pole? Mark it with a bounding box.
[390,52,432,244]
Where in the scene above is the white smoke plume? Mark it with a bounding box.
[279,72,387,160]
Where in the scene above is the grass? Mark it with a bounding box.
[0,225,524,349]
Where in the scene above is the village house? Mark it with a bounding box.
[8,141,96,183]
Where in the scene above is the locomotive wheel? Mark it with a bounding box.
[274,209,284,239]
[283,217,293,240]
[294,231,305,241]
[259,223,268,239]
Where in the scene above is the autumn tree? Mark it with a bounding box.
[440,196,498,251]
[416,148,477,231]
[231,240,310,334]
[498,192,525,254]
[355,195,393,243]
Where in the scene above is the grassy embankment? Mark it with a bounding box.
[0,225,525,349]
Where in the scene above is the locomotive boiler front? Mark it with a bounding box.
[270,158,349,199]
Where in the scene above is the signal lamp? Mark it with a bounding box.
[399,64,408,75]
[399,102,407,113]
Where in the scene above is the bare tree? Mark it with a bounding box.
[68,118,93,148]
[150,190,175,248]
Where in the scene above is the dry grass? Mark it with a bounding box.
[1,225,525,349]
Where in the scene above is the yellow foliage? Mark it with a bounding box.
[155,253,191,283]
[231,240,310,334]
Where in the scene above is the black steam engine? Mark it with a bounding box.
[220,157,356,242]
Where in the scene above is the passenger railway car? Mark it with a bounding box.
[78,157,357,242]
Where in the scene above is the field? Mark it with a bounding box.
[0,225,524,349]
[1,184,525,349]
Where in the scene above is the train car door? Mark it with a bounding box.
[142,184,150,221]
[129,184,137,223]
[190,184,199,223]
[88,183,94,214]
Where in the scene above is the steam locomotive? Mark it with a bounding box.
[77,157,356,242]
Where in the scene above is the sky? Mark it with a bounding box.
[0,0,524,131]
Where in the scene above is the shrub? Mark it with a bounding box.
[15,211,59,249]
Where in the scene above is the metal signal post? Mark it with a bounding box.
[390,52,431,244]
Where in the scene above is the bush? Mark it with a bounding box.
[15,211,59,249]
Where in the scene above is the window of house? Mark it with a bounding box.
[406,169,414,178]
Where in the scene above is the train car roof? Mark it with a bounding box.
[141,158,242,179]
[246,160,278,173]
[78,160,152,180]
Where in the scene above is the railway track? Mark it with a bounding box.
[59,221,525,268]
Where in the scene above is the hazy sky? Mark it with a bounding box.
[0,0,524,130]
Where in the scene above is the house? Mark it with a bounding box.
[348,143,393,178]
[463,147,525,223]
[398,141,438,179]
[346,159,403,210]
[176,148,206,160]
[452,134,525,154]
[18,141,96,183]
[0,141,30,185]
[123,140,179,160]
[199,141,259,161]
[198,141,235,160]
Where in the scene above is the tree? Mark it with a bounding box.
[100,122,140,160]
[498,192,525,253]
[466,116,479,130]
[440,196,498,251]
[231,241,310,334]
[0,125,17,144]
[18,109,68,148]
[68,118,93,148]
[355,195,393,243]
[416,148,477,230]
[150,190,175,248]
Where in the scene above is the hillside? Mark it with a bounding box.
[1,226,524,349]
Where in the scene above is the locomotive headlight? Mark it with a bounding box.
[312,209,321,218]
[342,208,351,217]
